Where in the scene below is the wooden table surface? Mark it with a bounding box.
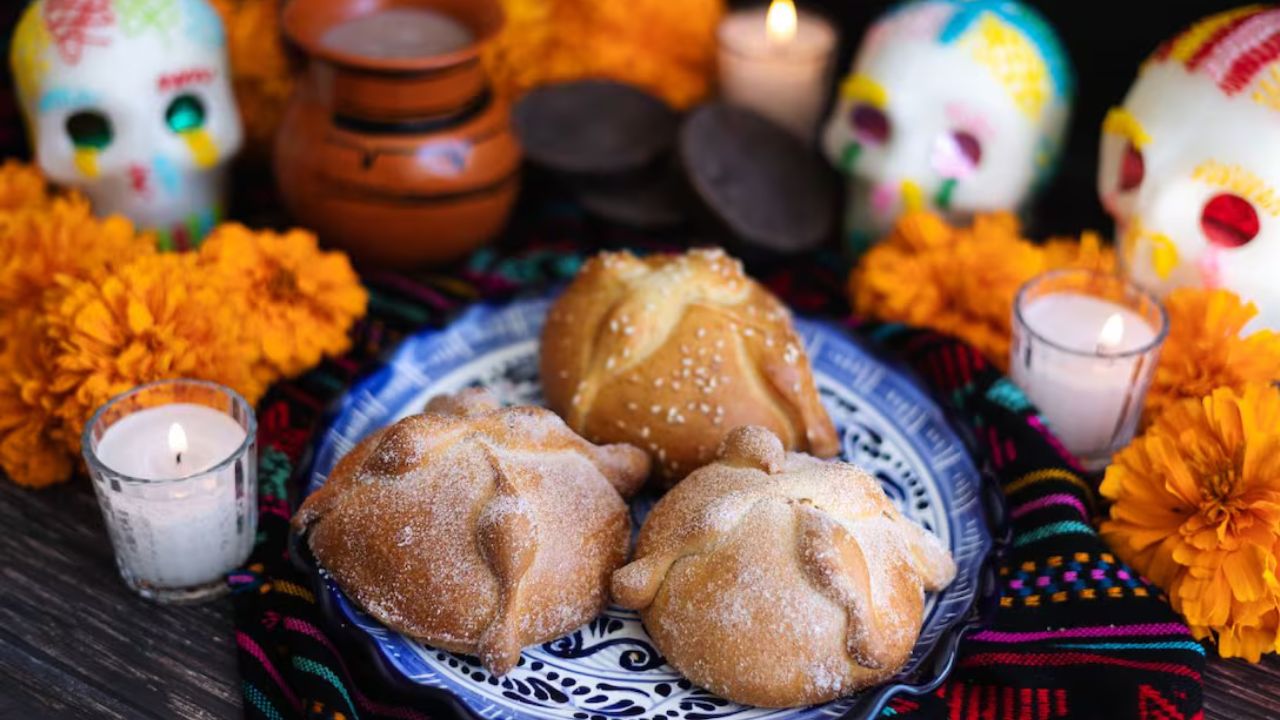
[1,479,1277,719]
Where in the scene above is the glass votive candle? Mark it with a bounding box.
[717,0,837,140]
[1011,269,1168,471]
[82,379,257,603]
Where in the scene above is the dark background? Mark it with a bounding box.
[0,1,1248,238]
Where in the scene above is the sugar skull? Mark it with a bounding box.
[822,0,1072,251]
[11,0,242,249]
[1099,5,1280,329]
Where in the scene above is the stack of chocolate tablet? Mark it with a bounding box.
[512,82,838,255]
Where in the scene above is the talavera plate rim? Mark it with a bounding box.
[294,295,1002,720]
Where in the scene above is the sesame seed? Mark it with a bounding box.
[696,328,706,339]
[651,405,661,414]
[641,426,651,438]
[627,402,638,411]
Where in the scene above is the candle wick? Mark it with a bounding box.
[176,451,183,465]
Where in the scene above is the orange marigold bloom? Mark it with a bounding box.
[0,194,154,312]
[1044,230,1117,274]
[850,211,1043,368]
[0,160,51,211]
[210,0,294,157]
[41,252,263,449]
[484,0,725,109]
[1101,384,1280,662]
[1144,288,1280,424]
[198,224,368,380]
[0,308,74,488]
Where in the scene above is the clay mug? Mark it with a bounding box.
[276,0,521,267]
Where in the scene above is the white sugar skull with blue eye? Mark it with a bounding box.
[821,0,1072,253]
[11,0,242,249]
[1099,6,1280,330]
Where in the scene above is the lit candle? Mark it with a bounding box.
[1011,271,1168,470]
[83,381,257,603]
[717,0,837,140]
[96,404,246,480]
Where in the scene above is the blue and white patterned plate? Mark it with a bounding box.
[299,297,998,720]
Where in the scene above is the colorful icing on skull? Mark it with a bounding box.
[1099,5,1280,329]
[822,0,1072,250]
[10,0,242,249]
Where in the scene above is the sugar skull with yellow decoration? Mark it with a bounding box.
[821,0,1072,251]
[1100,5,1280,329]
[10,0,242,250]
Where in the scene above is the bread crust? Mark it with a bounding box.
[612,426,956,707]
[540,248,839,485]
[293,389,651,676]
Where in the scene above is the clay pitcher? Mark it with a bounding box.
[276,0,521,267]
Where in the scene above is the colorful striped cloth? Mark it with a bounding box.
[233,235,1204,720]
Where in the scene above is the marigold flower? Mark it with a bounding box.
[210,0,294,157]
[0,308,73,488]
[0,194,154,312]
[484,0,724,109]
[850,211,1043,368]
[1102,384,1280,661]
[40,252,263,448]
[0,160,51,211]
[198,224,368,380]
[1043,230,1117,274]
[1144,288,1280,424]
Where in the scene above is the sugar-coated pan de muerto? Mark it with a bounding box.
[540,248,839,485]
[612,426,956,708]
[292,389,650,676]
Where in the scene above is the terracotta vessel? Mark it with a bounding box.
[276,0,521,267]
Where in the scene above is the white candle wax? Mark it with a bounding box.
[96,403,246,480]
[717,2,836,140]
[95,403,251,589]
[1013,292,1157,463]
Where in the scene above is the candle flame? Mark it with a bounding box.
[1098,313,1126,351]
[766,0,798,44]
[168,422,189,458]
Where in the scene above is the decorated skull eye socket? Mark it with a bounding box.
[932,130,982,179]
[849,104,890,145]
[66,110,113,150]
[1119,142,1144,192]
[1201,193,1260,248]
[165,94,206,134]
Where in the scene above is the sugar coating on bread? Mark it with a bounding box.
[293,388,651,676]
[612,426,956,708]
[540,248,839,484]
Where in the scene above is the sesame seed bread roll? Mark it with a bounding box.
[292,389,650,676]
[613,427,956,708]
[540,248,839,485]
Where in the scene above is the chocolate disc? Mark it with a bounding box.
[573,163,689,228]
[680,103,837,254]
[512,80,679,176]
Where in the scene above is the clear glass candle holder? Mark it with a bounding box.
[1011,269,1168,471]
[82,379,257,604]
